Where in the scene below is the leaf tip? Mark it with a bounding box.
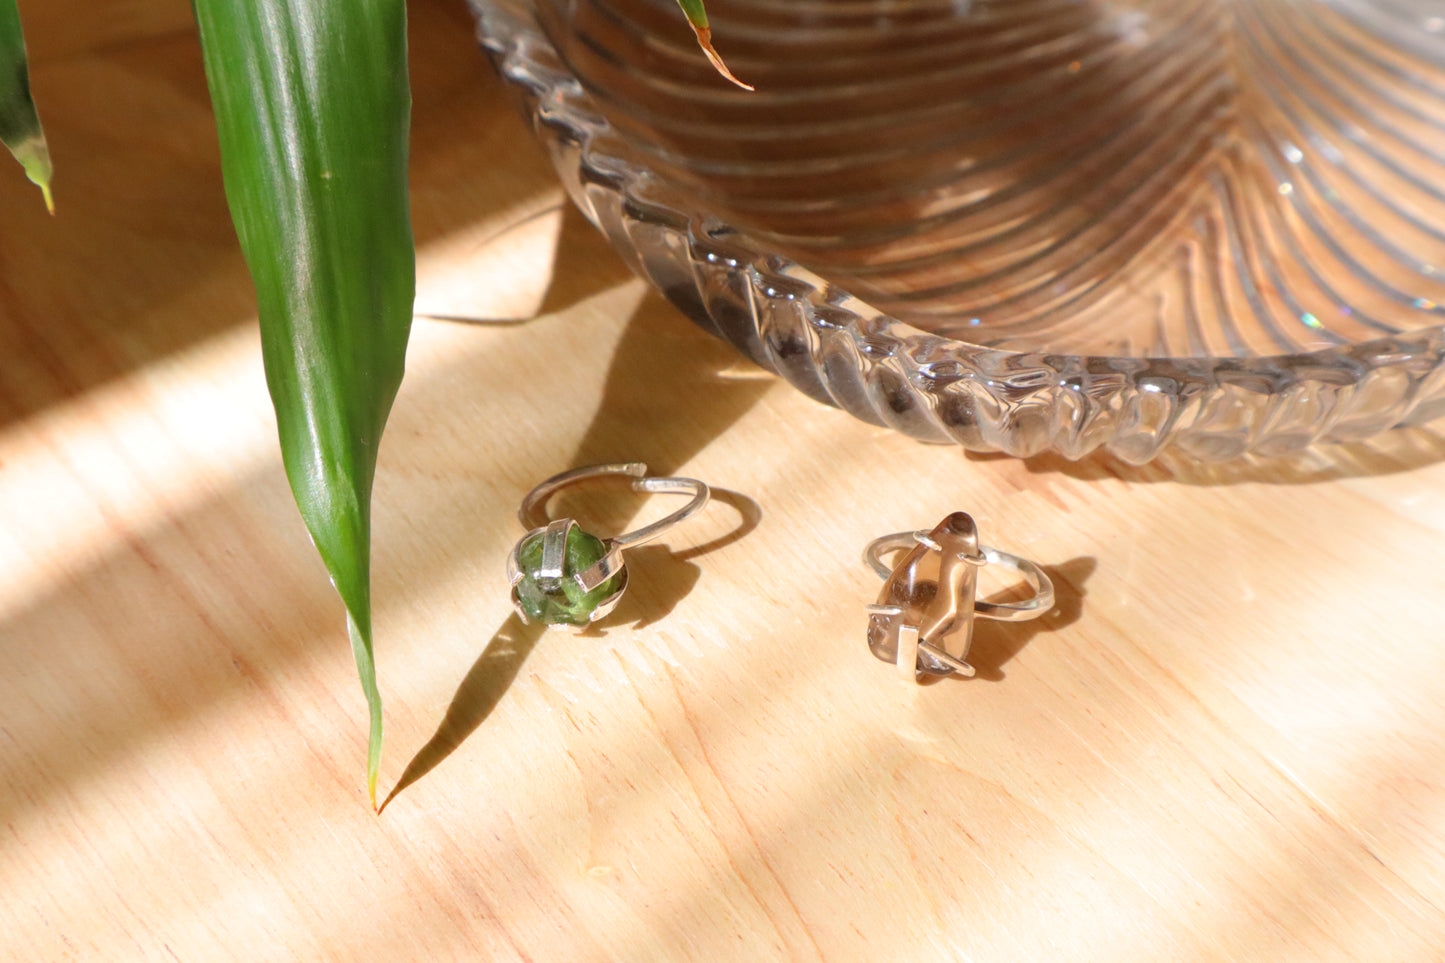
[11,136,55,213]
[691,25,754,91]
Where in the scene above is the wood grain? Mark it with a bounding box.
[4,1,1445,960]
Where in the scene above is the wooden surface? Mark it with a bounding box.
[5,1,1445,959]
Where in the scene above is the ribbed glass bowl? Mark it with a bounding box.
[471,0,1445,463]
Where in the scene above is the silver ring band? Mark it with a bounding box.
[864,531,1055,622]
[519,462,710,549]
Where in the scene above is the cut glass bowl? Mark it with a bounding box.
[471,0,1445,463]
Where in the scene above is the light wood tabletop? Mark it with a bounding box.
[5,1,1445,960]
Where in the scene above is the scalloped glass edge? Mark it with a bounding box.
[471,0,1445,465]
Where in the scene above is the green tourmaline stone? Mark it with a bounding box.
[513,527,625,625]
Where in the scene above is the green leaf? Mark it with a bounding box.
[673,0,752,90]
[0,0,54,212]
[192,0,414,810]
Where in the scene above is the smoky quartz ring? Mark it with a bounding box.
[508,463,710,628]
[864,512,1054,682]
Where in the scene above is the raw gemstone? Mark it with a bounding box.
[868,512,981,675]
[513,527,625,625]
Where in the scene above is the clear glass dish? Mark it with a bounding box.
[471,0,1445,462]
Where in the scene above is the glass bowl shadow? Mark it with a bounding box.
[471,0,1445,463]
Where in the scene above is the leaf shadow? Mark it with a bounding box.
[381,489,760,810]
[378,614,545,813]
[565,289,777,477]
[415,203,633,325]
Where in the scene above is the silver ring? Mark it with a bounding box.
[508,463,710,628]
[863,512,1053,682]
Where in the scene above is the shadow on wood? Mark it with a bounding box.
[589,487,761,632]
[952,555,1096,683]
[382,488,760,808]
[379,613,545,813]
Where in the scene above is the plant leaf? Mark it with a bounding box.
[673,0,752,90]
[0,0,54,211]
[192,0,414,810]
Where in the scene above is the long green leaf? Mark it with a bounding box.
[192,1,414,810]
[0,0,53,211]
[673,0,751,90]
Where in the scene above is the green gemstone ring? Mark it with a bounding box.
[507,463,711,627]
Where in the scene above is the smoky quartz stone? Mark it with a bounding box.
[868,512,983,677]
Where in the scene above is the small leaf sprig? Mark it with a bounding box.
[675,0,754,90]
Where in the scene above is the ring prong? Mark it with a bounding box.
[914,533,943,553]
[896,623,921,683]
[540,518,575,580]
[918,641,976,678]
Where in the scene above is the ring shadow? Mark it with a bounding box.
[921,555,1097,684]
[381,488,761,810]
[585,488,761,634]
